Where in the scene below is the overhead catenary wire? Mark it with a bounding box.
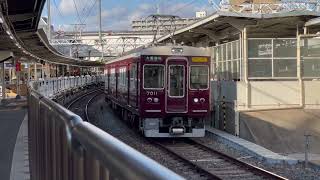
[169,0,198,15]
[78,0,95,18]
[82,0,99,24]
[72,0,83,24]
[52,0,64,18]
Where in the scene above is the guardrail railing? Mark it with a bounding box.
[28,75,184,180]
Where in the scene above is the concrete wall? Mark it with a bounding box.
[210,80,320,135]
[235,81,320,110]
[305,81,320,109]
[237,81,301,110]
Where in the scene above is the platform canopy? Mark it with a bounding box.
[0,0,103,66]
[157,11,320,46]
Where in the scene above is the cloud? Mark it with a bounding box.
[165,2,212,18]
[59,0,89,16]
[84,3,155,31]
[55,1,214,31]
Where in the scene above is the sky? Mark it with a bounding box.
[42,0,221,31]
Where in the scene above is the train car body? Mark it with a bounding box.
[104,46,211,137]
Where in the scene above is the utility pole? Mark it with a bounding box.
[70,24,85,59]
[98,0,104,61]
[47,0,51,41]
[156,3,160,14]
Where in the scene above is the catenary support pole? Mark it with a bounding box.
[47,0,51,41]
[98,0,104,61]
[1,62,5,99]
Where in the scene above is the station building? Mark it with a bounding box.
[158,10,320,152]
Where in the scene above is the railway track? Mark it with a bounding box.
[66,88,103,120]
[154,138,287,180]
[69,91,287,180]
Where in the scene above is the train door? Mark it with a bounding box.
[166,58,188,113]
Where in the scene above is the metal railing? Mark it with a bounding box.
[28,77,184,180]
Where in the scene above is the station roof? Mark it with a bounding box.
[6,0,44,32]
[157,10,320,45]
[0,0,102,66]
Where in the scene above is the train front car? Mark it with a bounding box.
[141,46,210,137]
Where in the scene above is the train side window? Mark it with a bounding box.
[104,69,108,90]
[119,67,127,87]
[110,68,116,86]
[130,63,137,91]
[143,65,164,89]
[190,65,209,90]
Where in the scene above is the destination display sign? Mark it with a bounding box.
[192,57,208,62]
[145,56,162,62]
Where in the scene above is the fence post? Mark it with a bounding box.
[304,132,311,169]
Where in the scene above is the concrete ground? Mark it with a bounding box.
[0,100,27,180]
[239,109,320,164]
[10,115,29,180]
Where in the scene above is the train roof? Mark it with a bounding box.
[105,45,211,64]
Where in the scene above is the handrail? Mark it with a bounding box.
[28,75,184,180]
[73,122,182,180]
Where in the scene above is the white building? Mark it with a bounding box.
[196,11,207,18]
[131,12,206,33]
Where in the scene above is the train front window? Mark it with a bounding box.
[143,65,164,89]
[190,66,209,90]
[169,65,185,97]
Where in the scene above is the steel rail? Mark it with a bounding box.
[187,139,288,180]
[152,140,222,180]
[66,89,101,109]
[85,91,102,122]
[155,138,288,180]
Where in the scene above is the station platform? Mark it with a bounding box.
[206,127,299,165]
[0,98,28,180]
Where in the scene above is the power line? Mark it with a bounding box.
[52,0,63,18]
[169,0,198,15]
[82,0,99,24]
[72,0,83,23]
[83,0,98,23]
[78,0,95,18]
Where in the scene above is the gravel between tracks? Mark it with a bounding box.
[70,92,320,180]
[193,137,320,180]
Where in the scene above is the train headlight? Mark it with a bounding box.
[147,98,152,103]
[193,98,199,103]
[153,98,159,103]
[200,98,205,103]
[171,47,183,54]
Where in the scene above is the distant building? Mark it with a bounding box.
[222,0,319,13]
[229,0,280,5]
[131,12,206,33]
[196,11,207,18]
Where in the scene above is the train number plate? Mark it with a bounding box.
[146,91,158,96]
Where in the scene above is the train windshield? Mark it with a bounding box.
[190,66,209,90]
[143,65,164,89]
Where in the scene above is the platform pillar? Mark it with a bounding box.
[242,27,250,109]
[0,51,13,100]
[1,62,5,99]
[56,64,58,77]
[28,62,31,81]
[41,64,44,79]
[297,26,305,107]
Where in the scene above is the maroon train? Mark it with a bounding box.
[104,45,211,137]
